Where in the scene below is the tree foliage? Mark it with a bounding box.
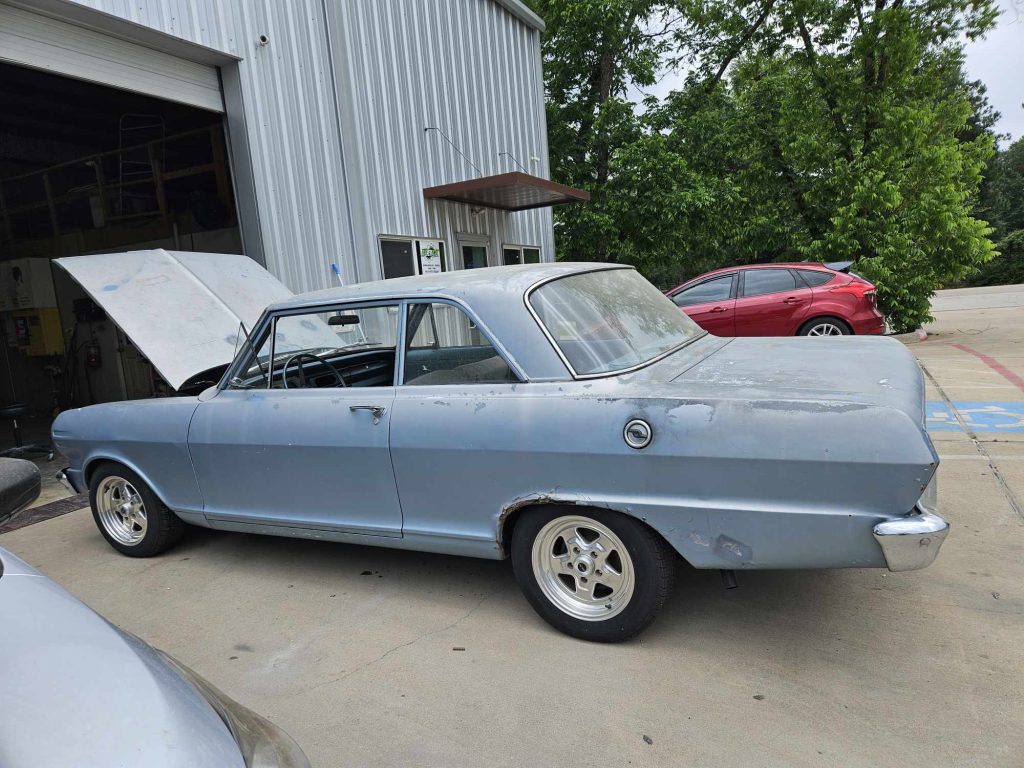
[531,0,1000,332]
[969,137,1024,286]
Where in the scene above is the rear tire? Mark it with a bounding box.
[89,462,184,557]
[798,316,851,336]
[511,506,675,642]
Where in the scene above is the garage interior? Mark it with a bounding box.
[1,60,241,453]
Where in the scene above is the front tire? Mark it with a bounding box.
[511,507,675,642]
[89,462,184,557]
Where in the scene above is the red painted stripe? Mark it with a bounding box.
[952,343,1024,393]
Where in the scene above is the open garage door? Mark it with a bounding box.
[0,3,223,113]
[0,9,242,413]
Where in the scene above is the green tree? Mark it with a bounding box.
[534,0,1000,332]
[987,137,1024,233]
[971,137,1024,285]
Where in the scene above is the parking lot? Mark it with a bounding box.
[3,285,1023,768]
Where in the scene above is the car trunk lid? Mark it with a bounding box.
[657,336,926,426]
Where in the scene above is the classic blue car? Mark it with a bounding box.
[53,262,947,641]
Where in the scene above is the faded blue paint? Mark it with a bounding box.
[52,264,940,571]
[926,401,1024,432]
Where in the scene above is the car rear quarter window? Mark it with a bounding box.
[742,268,798,297]
[796,269,835,287]
[671,274,733,307]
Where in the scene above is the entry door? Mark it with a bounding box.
[460,238,489,269]
[187,305,403,536]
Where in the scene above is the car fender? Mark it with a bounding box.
[52,398,204,516]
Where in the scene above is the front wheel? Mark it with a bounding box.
[511,507,675,642]
[89,463,184,557]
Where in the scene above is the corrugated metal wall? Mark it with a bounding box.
[329,0,554,282]
[62,0,554,293]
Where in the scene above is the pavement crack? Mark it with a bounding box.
[290,594,489,698]
[921,361,1024,523]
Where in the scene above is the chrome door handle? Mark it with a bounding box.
[350,405,386,424]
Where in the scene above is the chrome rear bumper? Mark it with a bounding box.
[873,509,949,572]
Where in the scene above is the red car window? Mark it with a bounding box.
[742,269,798,297]
[795,269,835,287]
[672,274,733,307]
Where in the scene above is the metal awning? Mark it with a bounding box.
[423,172,589,211]
[54,250,296,390]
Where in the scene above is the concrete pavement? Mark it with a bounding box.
[2,285,1023,767]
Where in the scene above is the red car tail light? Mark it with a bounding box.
[829,280,876,301]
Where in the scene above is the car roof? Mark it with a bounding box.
[267,262,630,311]
[669,262,834,292]
[267,262,636,382]
[700,262,830,278]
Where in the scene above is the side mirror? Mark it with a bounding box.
[328,314,360,327]
[0,458,41,526]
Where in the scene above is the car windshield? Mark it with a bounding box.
[529,268,705,376]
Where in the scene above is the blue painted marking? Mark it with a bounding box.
[926,401,1024,433]
[926,402,960,431]
[102,283,119,292]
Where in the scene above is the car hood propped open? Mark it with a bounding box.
[54,249,296,391]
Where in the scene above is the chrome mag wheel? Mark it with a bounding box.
[531,515,635,621]
[806,322,845,336]
[95,475,148,546]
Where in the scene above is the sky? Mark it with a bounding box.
[636,1,1024,145]
[965,0,1024,144]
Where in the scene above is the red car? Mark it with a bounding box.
[665,262,885,337]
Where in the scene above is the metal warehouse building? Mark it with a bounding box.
[0,0,585,414]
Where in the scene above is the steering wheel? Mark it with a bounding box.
[281,352,347,389]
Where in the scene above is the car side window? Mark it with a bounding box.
[796,269,835,287]
[228,306,400,390]
[403,302,519,385]
[742,269,798,298]
[671,275,733,307]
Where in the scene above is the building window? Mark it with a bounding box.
[461,244,488,269]
[379,237,446,279]
[502,245,541,265]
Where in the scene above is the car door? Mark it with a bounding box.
[186,303,403,536]
[733,268,813,336]
[388,300,528,544]
[667,273,736,335]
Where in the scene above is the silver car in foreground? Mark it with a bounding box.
[53,263,948,641]
[0,459,310,768]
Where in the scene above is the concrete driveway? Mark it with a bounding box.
[3,285,1023,767]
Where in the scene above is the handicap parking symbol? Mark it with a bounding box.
[926,401,1024,433]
